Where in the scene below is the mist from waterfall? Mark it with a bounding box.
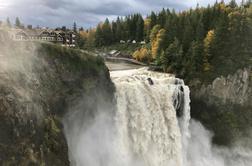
[64,68,252,166]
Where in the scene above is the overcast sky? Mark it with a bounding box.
[0,0,242,29]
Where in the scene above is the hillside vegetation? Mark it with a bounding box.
[79,1,252,82]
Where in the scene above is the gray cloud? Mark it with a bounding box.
[0,0,243,29]
[42,0,71,9]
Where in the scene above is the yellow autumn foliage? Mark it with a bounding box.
[133,47,151,62]
[79,30,88,38]
[151,28,166,59]
[151,40,158,59]
[85,28,96,47]
[204,30,215,49]
[203,30,215,72]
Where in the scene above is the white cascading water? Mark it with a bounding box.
[110,68,191,166]
[64,67,192,166]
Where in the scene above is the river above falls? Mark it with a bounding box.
[105,61,143,71]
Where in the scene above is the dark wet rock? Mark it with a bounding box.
[147,78,154,85]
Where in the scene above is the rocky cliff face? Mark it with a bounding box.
[0,35,114,165]
[194,68,251,106]
[190,68,252,145]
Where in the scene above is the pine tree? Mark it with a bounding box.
[196,16,206,41]
[186,41,204,74]
[62,26,66,31]
[228,10,252,68]
[150,12,157,29]
[229,0,237,8]
[6,17,11,28]
[136,15,144,41]
[115,17,122,41]
[73,22,77,32]
[211,12,230,72]
[95,24,104,46]
[161,38,183,73]
[79,27,84,31]
[15,17,21,28]
[102,18,113,45]
[158,8,167,27]
[164,15,178,48]
[182,17,194,52]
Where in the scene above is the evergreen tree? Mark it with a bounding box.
[202,5,214,31]
[102,18,113,45]
[62,26,67,31]
[73,22,77,32]
[161,38,183,72]
[158,8,167,27]
[95,24,104,46]
[186,41,204,74]
[6,17,11,28]
[182,17,194,51]
[196,17,206,41]
[111,21,117,42]
[136,15,144,41]
[79,27,84,31]
[211,12,230,73]
[115,17,122,41]
[229,0,238,8]
[15,17,21,28]
[164,15,178,48]
[228,10,252,68]
[150,12,157,29]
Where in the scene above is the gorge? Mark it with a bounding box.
[0,31,251,165]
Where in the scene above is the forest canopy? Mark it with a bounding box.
[78,0,252,82]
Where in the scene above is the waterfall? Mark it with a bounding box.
[64,68,191,166]
[111,68,191,166]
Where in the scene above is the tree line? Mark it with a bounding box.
[80,0,252,82]
[94,14,144,46]
[1,17,24,29]
[2,1,251,82]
